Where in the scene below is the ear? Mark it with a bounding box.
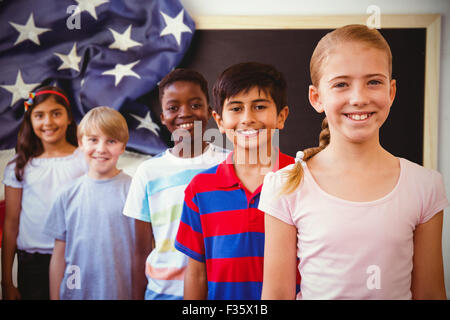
[276,106,289,130]
[389,79,396,107]
[160,112,166,126]
[119,142,126,155]
[62,107,72,124]
[212,110,225,134]
[207,106,213,119]
[309,85,324,113]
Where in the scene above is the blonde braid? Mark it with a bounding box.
[280,117,330,195]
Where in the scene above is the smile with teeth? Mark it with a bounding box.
[93,156,109,161]
[237,129,260,136]
[345,113,374,121]
[42,128,58,134]
[177,122,194,129]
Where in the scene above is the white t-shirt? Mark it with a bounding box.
[3,148,88,254]
[123,144,229,300]
[259,158,449,299]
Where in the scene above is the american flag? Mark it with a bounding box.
[0,0,195,154]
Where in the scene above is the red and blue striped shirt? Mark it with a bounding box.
[175,151,295,300]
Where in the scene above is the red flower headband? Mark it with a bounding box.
[24,90,70,112]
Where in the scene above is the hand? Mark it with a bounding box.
[2,283,21,300]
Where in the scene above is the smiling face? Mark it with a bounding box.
[160,81,211,144]
[309,42,396,145]
[79,128,125,180]
[213,86,288,155]
[30,97,71,148]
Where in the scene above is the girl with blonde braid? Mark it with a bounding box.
[259,24,448,300]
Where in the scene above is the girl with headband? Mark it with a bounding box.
[2,86,88,299]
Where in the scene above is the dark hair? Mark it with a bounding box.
[212,62,288,115]
[12,86,77,181]
[158,68,210,107]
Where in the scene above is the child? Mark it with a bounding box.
[123,69,229,300]
[43,106,135,300]
[175,62,294,300]
[1,86,87,300]
[259,24,448,300]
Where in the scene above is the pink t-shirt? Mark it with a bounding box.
[259,158,449,299]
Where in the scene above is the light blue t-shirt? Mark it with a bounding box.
[43,171,134,300]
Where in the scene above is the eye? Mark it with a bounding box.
[254,105,267,110]
[167,105,178,112]
[228,105,242,112]
[368,79,383,86]
[107,139,117,144]
[333,82,348,88]
[88,137,97,142]
[191,103,203,109]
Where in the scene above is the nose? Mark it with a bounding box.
[96,140,107,153]
[43,114,54,125]
[178,104,193,118]
[349,83,370,107]
[240,106,256,126]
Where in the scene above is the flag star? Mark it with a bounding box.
[0,70,40,107]
[108,25,142,51]
[9,13,51,46]
[130,112,160,136]
[102,60,141,86]
[159,9,192,46]
[54,43,82,72]
[73,0,109,20]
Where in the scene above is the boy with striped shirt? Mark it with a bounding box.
[123,69,228,300]
[175,62,296,299]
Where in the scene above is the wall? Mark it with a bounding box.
[179,0,450,297]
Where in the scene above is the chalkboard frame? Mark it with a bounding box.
[192,14,441,169]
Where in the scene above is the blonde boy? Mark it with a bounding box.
[43,106,135,299]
